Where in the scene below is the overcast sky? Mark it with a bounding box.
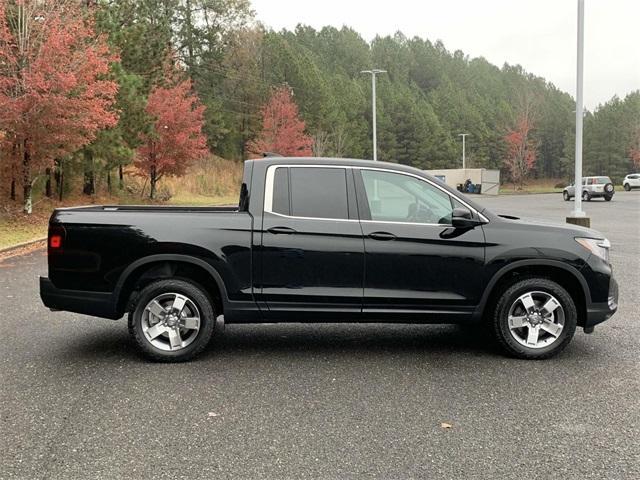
[251,0,639,110]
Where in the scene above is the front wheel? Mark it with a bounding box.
[563,191,570,201]
[128,279,216,362]
[492,278,577,359]
[582,191,591,202]
[624,183,631,191]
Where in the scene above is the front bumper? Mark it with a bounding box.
[584,276,618,330]
[40,277,120,320]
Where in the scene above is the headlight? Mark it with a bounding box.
[575,237,610,263]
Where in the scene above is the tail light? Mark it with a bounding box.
[49,235,62,249]
[48,226,65,251]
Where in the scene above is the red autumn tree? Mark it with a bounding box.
[0,1,118,213]
[135,80,208,199]
[503,114,538,189]
[247,85,313,157]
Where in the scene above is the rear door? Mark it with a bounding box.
[354,167,486,321]
[259,165,364,318]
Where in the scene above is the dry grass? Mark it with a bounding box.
[0,199,53,250]
[0,156,244,249]
[163,157,243,199]
[499,178,566,194]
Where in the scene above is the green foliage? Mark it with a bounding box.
[5,0,635,207]
[562,91,640,183]
[93,3,620,176]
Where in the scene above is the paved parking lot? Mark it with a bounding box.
[1,192,639,479]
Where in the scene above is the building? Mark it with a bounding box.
[426,168,500,195]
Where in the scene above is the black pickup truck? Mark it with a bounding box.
[40,158,618,361]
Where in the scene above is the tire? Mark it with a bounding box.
[128,279,215,362]
[582,191,591,201]
[604,195,613,201]
[492,277,577,360]
[624,183,631,191]
[563,191,570,201]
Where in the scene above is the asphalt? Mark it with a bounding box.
[1,192,639,480]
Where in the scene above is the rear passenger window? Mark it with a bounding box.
[290,168,349,219]
[272,168,290,215]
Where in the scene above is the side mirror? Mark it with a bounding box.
[451,207,483,229]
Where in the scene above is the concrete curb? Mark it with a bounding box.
[0,237,47,255]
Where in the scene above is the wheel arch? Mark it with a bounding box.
[475,260,590,326]
[114,254,228,317]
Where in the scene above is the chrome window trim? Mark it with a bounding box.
[264,164,355,222]
[263,164,489,224]
[267,210,359,223]
[357,166,489,223]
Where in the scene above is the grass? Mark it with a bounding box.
[499,178,565,194]
[0,218,48,250]
[169,193,238,206]
[0,157,243,250]
[498,179,625,195]
[0,190,239,250]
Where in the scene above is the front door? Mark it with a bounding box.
[259,165,364,318]
[354,168,486,321]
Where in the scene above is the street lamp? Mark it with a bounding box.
[361,69,387,161]
[458,133,470,169]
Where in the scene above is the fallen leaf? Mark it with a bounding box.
[208,412,218,417]
[440,422,453,429]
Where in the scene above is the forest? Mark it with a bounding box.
[1,0,639,216]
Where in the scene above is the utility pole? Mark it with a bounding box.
[567,0,590,227]
[361,69,387,161]
[458,133,469,169]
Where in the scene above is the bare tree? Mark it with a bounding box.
[331,124,348,158]
[312,130,332,157]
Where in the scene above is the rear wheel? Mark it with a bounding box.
[604,195,613,201]
[563,191,570,201]
[128,279,215,362]
[582,191,591,202]
[624,183,631,191]
[492,278,577,359]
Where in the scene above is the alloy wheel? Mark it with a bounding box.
[507,291,565,349]
[141,292,201,351]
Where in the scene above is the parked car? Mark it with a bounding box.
[40,158,618,362]
[623,173,640,191]
[563,176,615,201]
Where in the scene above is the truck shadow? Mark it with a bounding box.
[205,323,501,359]
[59,322,598,363]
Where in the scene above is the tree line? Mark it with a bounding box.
[1,0,638,214]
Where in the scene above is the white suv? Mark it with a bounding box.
[623,174,640,191]
[563,176,615,202]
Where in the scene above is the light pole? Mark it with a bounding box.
[361,69,386,161]
[567,0,590,227]
[458,133,469,169]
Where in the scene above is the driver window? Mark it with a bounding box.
[360,169,454,224]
